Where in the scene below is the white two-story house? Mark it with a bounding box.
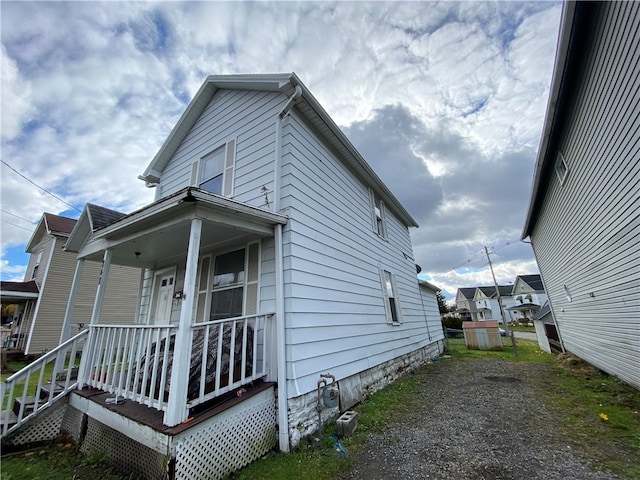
[1,73,444,479]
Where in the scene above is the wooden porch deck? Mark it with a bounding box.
[71,380,275,436]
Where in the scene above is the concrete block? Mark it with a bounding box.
[336,410,358,436]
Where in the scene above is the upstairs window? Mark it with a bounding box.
[31,251,43,280]
[200,145,225,194]
[555,152,569,185]
[191,139,236,196]
[380,269,402,324]
[369,189,387,239]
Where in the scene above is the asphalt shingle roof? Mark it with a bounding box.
[87,204,127,230]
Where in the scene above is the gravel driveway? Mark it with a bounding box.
[339,357,620,480]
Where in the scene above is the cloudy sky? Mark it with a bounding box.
[1,1,562,300]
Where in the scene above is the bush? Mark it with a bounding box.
[441,316,463,330]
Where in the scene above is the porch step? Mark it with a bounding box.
[56,366,79,381]
[12,396,37,416]
[39,382,65,399]
[0,409,18,429]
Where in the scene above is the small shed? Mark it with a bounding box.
[462,321,503,351]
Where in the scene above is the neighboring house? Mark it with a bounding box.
[522,1,639,389]
[507,274,548,323]
[0,212,139,355]
[2,73,444,479]
[531,302,562,354]
[455,285,516,323]
[454,287,477,320]
[472,285,516,324]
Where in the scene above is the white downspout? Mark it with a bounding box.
[274,84,301,453]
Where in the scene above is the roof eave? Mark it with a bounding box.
[522,1,577,239]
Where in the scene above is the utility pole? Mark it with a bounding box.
[484,246,518,356]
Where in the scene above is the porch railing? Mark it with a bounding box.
[188,313,272,409]
[80,324,178,411]
[1,329,87,438]
[81,313,272,415]
[1,313,272,438]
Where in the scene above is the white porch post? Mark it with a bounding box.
[60,258,85,343]
[78,249,112,388]
[164,217,202,427]
[90,249,112,326]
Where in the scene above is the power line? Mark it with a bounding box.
[1,209,36,225]
[1,219,34,233]
[1,159,82,213]
[448,238,521,272]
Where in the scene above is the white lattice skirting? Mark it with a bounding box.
[173,389,277,480]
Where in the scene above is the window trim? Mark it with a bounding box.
[369,188,387,239]
[555,152,569,185]
[380,268,402,325]
[191,138,236,197]
[31,251,43,280]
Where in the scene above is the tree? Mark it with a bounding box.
[436,290,449,315]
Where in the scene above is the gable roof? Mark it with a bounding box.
[65,203,128,253]
[456,288,476,300]
[523,1,582,237]
[138,72,418,228]
[87,204,127,230]
[25,213,77,252]
[476,285,513,299]
[516,274,544,292]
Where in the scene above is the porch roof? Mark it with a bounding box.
[65,187,288,268]
[0,280,39,302]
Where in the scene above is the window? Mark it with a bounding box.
[191,139,236,196]
[555,152,568,184]
[380,269,402,324]
[31,251,43,280]
[194,242,260,322]
[211,249,245,320]
[369,189,387,239]
[200,145,225,194]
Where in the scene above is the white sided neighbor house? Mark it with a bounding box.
[523,1,639,389]
[1,73,444,479]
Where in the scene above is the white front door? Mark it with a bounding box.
[153,273,175,325]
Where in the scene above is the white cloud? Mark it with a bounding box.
[1,45,34,140]
[0,1,562,287]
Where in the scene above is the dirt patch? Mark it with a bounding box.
[339,358,621,480]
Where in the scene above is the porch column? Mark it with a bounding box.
[165,217,202,427]
[60,258,85,343]
[90,249,112,326]
[78,249,112,388]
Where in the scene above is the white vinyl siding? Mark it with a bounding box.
[158,89,281,208]
[530,2,640,389]
[280,111,441,397]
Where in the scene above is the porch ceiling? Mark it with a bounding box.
[77,188,288,268]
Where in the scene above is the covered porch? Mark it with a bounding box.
[64,187,288,427]
[0,281,39,352]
